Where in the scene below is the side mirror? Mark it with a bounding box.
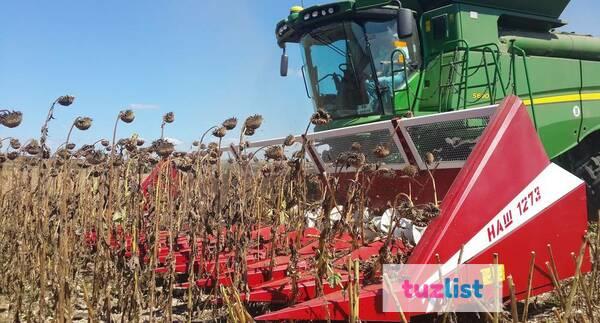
[397,8,413,38]
[280,48,289,77]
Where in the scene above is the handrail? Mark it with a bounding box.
[300,65,312,99]
[509,42,537,129]
[439,39,470,111]
[471,43,506,105]
[480,46,507,103]
[438,41,512,111]
[390,48,411,112]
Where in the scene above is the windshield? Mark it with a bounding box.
[301,18,420,119]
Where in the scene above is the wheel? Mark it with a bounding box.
[575,150,600,220]
[555,131,600,220]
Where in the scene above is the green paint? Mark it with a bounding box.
[276,0,600,160]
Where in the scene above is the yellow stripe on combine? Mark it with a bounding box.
[522,92,600,106]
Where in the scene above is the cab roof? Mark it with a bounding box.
[275,0,571,46]
[409,0,570,18]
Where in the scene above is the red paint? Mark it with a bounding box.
[256,96,590,321]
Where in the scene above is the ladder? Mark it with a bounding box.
[438,41,507,111]
[390,48,411,111]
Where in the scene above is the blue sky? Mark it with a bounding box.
[0,0,598,149]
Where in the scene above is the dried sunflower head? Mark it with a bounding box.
[9,138,21,150]
[265,145,285,161]
[7,151,19,160]
[379,167,396,178]
[52,158,63,167]
[310,109,331,126]
[177,163,193,173]
[163,112,175,124]
[350,153,366,168]
[373,144,391,159]
[336,151,365,169]
[362,163,376,173]
[77,160,91,169]
[176,160,193,172]
[425,152,435,165]
[86,150,106,165]
[212,126,227,138]
[207,142,218,151]
[100,139,110,147]
[306,175,323,202]
[49,168,59,177]
[117,138,129,147]
[222,117,238,130]
[272,161,287,175]
[0,110,23,128]
[192,141,199,147]
[261,164,272,177]
[402,111,414,118]
[208,154,219,165]
[402,164,419,178]
[57,95,75,107]
[113,157,124,167]
[244,114,263,131]
[66,143,76,150]
[148,156,159,165]
[74,117,93,130]
[283,135,295,147]
[153,139,175,158]
[78,144,94,155]
[125,141,137,152]
[136,138,145,146]
[351,142,362,152]
[119,110,135,123]
[57,148,71,159]
[244,127,256,136]
[24,140,41,156]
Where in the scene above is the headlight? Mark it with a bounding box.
[321,9,327,16]
[312,11,319,18]
[328,7,335,14]
[304,13,310,20]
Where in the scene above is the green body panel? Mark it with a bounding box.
[581,61,600,140]
[392,72,421,114]
[503,33,600,61]
[276,0,600,161]
[455,0,569,18]
[515,57,581,157]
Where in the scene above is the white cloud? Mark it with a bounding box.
[126,103,160,111]
[220,137,240,146]
[163,137,183,146]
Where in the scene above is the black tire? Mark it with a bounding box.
[556,131,600,220]
[575,150,600,220]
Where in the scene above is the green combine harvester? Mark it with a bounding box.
[275,0,600,216]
